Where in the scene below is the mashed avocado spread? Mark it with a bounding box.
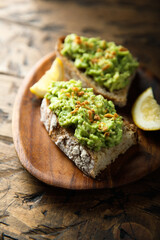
[61,34,139,92]
[46,80,123,151]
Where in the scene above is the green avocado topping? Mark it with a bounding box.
[46,80,123,151]
[61,33,139,92]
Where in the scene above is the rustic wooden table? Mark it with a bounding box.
[0,0,160,239]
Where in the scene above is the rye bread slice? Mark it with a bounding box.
[56,36,136,107]
[40,98,137,178]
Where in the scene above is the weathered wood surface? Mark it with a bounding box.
[0,0,160,239]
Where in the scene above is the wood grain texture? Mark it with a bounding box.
[0,74,22,138]
[0,0,160,239]
[12,52,160,190]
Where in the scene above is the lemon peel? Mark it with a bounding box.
[30,57,64,98]
[132,87,160,131]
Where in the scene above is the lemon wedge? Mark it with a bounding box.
[30,57,64,97]
[132,87,160,130]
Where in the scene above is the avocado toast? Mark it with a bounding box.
[56,34,139,107]
[40,80,137,178]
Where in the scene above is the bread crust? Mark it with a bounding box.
[40,98,137,178]
[55,36,136,107]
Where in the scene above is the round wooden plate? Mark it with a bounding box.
[12,52,160,190]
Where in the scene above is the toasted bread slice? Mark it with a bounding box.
[56,36,136,107]
[40,98,137,178]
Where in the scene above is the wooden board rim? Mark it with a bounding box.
[12,51,160,190]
